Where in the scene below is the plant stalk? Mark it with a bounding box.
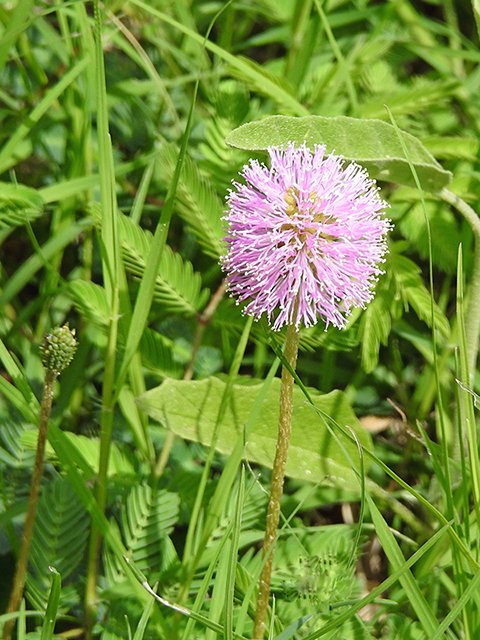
[253,321,300,639]
[440,189,480,381]
[154,280,227,481]
[84,287,119,640]
[3,369,58,640]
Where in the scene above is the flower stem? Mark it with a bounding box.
[3,369,58,640]
[440,189,480,380]
[253,322,300,639]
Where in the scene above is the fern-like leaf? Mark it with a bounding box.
[390,252,450,338]
[121,484,180,573]
[20,430,136,480]
[155,143,225,259]
[0,182,43,229]
[118,213,210,315]
[68,281,182,377]
[68,280,110,327]
[359,292,392,374]
[139,328,183,379]
[0,422,36,514]
[397,200,466,275]
[26,476,89,611]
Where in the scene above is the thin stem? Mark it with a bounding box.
[84,0,121,633]
[253,322,300,640]
[3,369,58,640]
[440,189,480,381]
[154,280,227,482]
[312,0,358,116]
[183,280,227,381]
[84,286,119,639]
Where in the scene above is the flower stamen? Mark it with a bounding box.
[222,142,392,330]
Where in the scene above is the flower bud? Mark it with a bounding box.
[40,325,78,374]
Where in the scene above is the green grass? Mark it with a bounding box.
[0,0,480,639]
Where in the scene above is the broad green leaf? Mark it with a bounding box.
[225,115,452,192]
[137,377,372,491]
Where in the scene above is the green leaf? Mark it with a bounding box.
[397,201,465,275]
[0,57,91,175]
[27,477,89,612]
[117,213,210,316]
[121,484,180,573]
[68,280,110,327]
[156,144,225,259]
[390,253,450,338]
[128,0,309,117]
[0,218,92,306]
[225,115,452,192]
[359,293,391,374]
[137,377,372,491]
[21,430,135,480]
[68,282,182,378]
[366,493,439,636]
[40,568,61,640]
[0,182,44,229]
[138,329,183,379]
[0,422,36,470]
[132,588,157,640]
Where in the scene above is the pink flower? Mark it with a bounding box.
[221,143,391,331]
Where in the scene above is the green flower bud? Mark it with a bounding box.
[40,325,78,374]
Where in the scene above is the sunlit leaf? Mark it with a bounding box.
[137,376,372,491]
[226,115,452,192]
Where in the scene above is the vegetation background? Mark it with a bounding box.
[1,0,480,639]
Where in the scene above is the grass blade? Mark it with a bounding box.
[40,567,61,640]
[366,493,439,636]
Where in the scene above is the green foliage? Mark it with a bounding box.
[155,144,225,259]
[27,476,89,612]
[0,183,43,230]
[1,0,480,639]
[118,212,210,316]
[68,281,111,329]
[0,422,35,552]
[121,484,180,573]
[137,376,372,491]
[225,115,452,192]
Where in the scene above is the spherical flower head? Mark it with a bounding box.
[40,324,78,374]
[221,142,392,331]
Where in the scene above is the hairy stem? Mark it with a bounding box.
[253,322,300,639]
[3,369,58,640]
